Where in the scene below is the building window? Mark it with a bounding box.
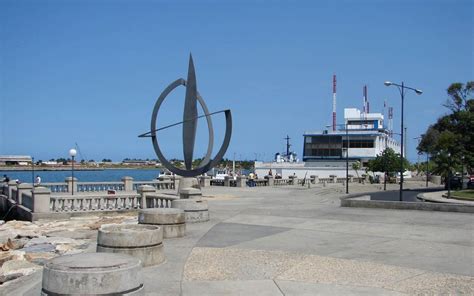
[342,139,374,148]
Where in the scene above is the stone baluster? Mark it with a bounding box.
[32,187,51,213]
[122,176,134,192]
[17,183,33,205]
[138,185,156,209]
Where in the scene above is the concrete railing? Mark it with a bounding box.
[50,193,141,212]
[41,177,175,194]
[133,181,174,191]
[144,193,178,209]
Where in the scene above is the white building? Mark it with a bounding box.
[255,108,401,178]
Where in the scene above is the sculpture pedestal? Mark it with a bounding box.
[177,177,202,199]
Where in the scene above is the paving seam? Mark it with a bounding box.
[382,270,429,290]
[225,219,469,248]
[272,279,286,296]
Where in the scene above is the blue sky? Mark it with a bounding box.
[1,0,472,163]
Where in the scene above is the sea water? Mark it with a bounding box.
[0,169,163,183]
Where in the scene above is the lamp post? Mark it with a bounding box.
[32,156,35,186]
[426,153,429,187]
[461,155,465,190]
[328,123,349,194]
[384,81,422,201]
[69,148,77,195]
[447,152,451,198]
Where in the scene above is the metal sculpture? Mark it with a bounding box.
[139,54,232,177]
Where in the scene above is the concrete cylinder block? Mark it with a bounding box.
[42,253,144,295]
[171,199,209,223]
[97,224,164,267]
[139,208,186,238]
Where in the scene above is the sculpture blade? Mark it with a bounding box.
[183,54,198,170]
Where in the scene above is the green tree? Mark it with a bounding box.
[366,148,399,174]
[417,81,474,174]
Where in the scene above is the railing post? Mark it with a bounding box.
[198,176,211,187]
[32,187,51,213]
[236,176,246,187]
[122,176,134,191]
[17,183,33,205]
[224,176,231,187]
[65,177,78,194]
[137,185,155,209]
[266,176,274,186]
[7,180,17,199]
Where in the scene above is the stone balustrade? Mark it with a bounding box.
[144,193,178,209]
[50,193,141,212]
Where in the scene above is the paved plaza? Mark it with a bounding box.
[4,183,474,295]
[146,183,473,295]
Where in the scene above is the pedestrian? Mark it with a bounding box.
[2,174,9,183]
[35,175,41,186]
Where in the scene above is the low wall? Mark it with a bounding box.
[340,193,474,213]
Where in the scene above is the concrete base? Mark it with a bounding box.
[97,224,164,266]
[139,208,186,238]
[171,199,209,223]
[179,188,202,199]
[178,177,200,191]
[41,253,144,295]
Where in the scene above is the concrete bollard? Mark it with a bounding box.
[65,177,78,194]
[171,199,209,223]
[137,185,156,209]
[17,183,33,205]
[97,224,164,267]
[224,176,232,187]
[266,176,274,186]
[42,253,144,295]
[139,208,186,238]
[122,176,134,192]
[236,176,246,187]
[7,180,17,199]
[32,187,51,213]
[198,176,211,187]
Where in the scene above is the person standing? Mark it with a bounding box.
[35,175,41,186]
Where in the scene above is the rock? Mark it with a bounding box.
[45,229,97,240]
[55,244,75,254]
[6,238,28,250]
[23,237,49,247]
[0,252,14,267]
[87,217,128,230]
[0,230,18,244]
[1,259,41,276]
[0,273,22,284]
[9,250,26,260]
[24,252,56,266]
[15,229,40,239]
[22,243,55,253]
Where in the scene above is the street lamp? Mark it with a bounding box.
[327,123,349,194]
[384,81,423,201]
[426,152,430,188]
[69,148,77,195]
[447,152,451,198]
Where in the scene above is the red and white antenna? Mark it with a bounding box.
[388,106,394,137]
[332,74,336,131]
